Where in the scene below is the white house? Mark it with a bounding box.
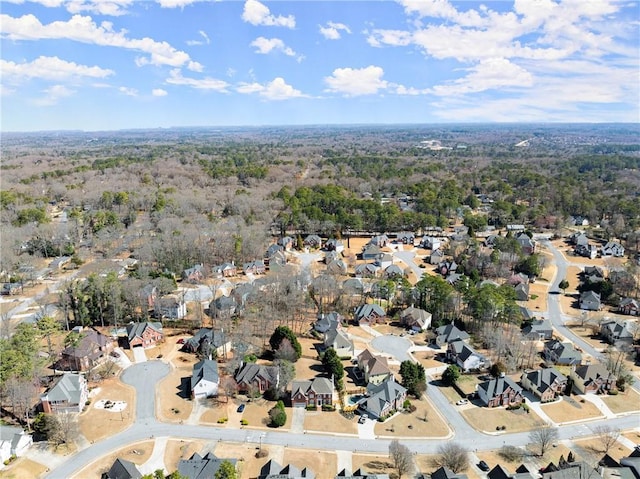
[601,241,625,258]
[191,359,219,399]
[0,426,32,465]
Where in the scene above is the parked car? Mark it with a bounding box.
[358,414,368,424]
[478,461,490,471]
[176,338,185,344]
[237,403,245,413]
[456,399,468,406]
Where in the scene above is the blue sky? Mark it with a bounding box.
[1,0,639,131]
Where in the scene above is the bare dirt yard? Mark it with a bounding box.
[462,406,544,433]
[0,458,48,479]
[163,439,207,473]
[374,397,450,438]
[79,377,136,442]
[540,397,602,424]
[601,388,640,414]
[71,439,154,479]
[157,353,197,422]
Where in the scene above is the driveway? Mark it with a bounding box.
[132,347,147,363]
[371,335,414,363]
[290,406,306,434]
[121,361,170,423]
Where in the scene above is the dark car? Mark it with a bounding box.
[478,461,490,472]
[237,404,245,413]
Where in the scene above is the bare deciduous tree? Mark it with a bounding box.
[594,425,620,454]
[389,439,414,479]
[431,442,469,473]
[529,424,559,457]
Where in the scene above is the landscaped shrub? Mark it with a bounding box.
[217,417,228,424]
[608,390,619,395]
[321,404,336,411]
[240,419,248,425]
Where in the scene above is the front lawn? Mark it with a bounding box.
[462,406,544,433]
[540,396,602,423]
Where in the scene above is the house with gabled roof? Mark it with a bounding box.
[477,376,523,408]
[522,319,553,340]
[433,323,469,347]
[291,377,336,408]
[183,328,229,359]
[355,263,379,278]
[326,258,348,276]
[516,233,536,255]
[103,458,142,479]
[361,244,383,261]
[447,339,487,372]
[191,359,219,399]
[0,426,32,465]
[383,264,404,279]
[314,312,343,334]
[155,293,187,320]
[579,291,601,311]
[619,298,640,316]
[360,377,407,420]
[243,260,266,275]
[602,241,625,258]
[138,284,158,311]
[40,373,88,414]
[396,232,415,245]
[209,295,237,319]
[400,306,432,331]
[259,460,315,479]
[58,327,114,372]
[429,249,445,265]
[278,236,295,251]
[420,236,442,250]
[521,367,567,402]
[369,235,390,247]
[212,262,237,278]
[183,264,205,283]
[570,363,615,394]
[178,451,237,479]
[354,304,386,325]
[325,239,344,253]
[235,363,279,395]
[304,234,323,249]
[515,283,530,301]
[357,349,391,385]
[429,467,468,479]
[543,340,582,365]
[337,469,390,479]
[343,278,365,296]
[126,321,163,349]
[324,327,354,359]
[600,320,634,347]
[583,266,605,282]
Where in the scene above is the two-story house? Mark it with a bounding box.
[126,322,163,349]
[191,359,219,399]
[520,367,568,402]
[543,340,582,365]
[40,373,88,414]
[446,339,486,372]
[570,364,615,394]
[600,320,634,348]
[58,328,114,372]
[360,377,407,420]
[477,376,524,408]
[357,349,391,385]
[291,377,336,408]
[354,304,386,326]
[235,363,279,395]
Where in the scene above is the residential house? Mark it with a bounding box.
[543,340,582,365]
[126,322,163,349]
[314,312,343,334]
[583,266,605,282]
[342,278,365,296]
[183,328,230,359]
[520,367,568,402]
[508,273,529,286]
[191,359,219,399]
[324,326,354,359]
[50,256,72,270]
[291,377,336,408]
[178,452,237,479]
[154,294,187,320]
[243,260,266,275]
[325,239,344,253]
[304,234,323,249]
[575,243,598,260]
[1,283,22,295]
[507,225,526,233]
[396,232,415,245]
[420,236,442,250]
[383,264,405,279]
[361,244,383,261]
[212,262,237,278]
[354,304,386,326]
[446,339,486,372]
[326,259,348,275]
[40,373,88,414]
[579,291,601,311]
[268,250,287,270]
[375,254,394,270]
[103,458,142,479]
[235,363,279,395]
[477,376,524,408]
[278,236,295,251]
[516,233,536,255]
[488,465,536,479]
[570,216,590,227]
[619,298,640,316]
[138,284,158,311]
[600,320,634,347]
[400,306,432,332]
[337,469,390,479]
[357,349,391,385]
[522,319,553,340]
[429,467,468,479]
[259,460,315,479]
[541,462,597,479]
[58,327,114,371]
[265,243,284,260]
[183,264,205,283]
[515,283,530,301]
[569,231,589,246]
[570,364,615,394]
[433,324,470,347]
[0,426,32,465]
[602,241,625,258]
[354,263,379,278]
[429,249,445,265]
[360,377,407,420]
[209,295,237,319]
[369,235,390,247]
[437,260,458,276]
[324,250,341,264]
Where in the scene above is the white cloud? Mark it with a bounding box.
[4,0,132,15]
[1,56,114,81]
[152,88,168,96]
[319,21,351,40]
[250,37,296,56]
[0,84,16,96]
[158,0,198,7]
[431,57,534,96]
[166,69,229,91]
[1,14,202,70]
[186,30,209,46]
[242,0,295,28]
[324,65,388,96]
[118,86,138,96]
[33,84,75,106]
[236,77,305,100]
[366,29,412,48]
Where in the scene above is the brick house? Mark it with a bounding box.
[520,368,567,402]
[477,376,524,408]
[291,377,336,408]
[126,322,163,348]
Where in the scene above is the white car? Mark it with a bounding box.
[456,399,469,406]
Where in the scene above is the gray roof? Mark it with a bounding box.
[544,340,582,362]
[259,459,315,479]
[430,466,468,479]
[338,469,390,479]
[184,328,227,353]
[354,304,386,320]
[325,328,353,351]
[522,319,553,336]
[601,320,633,339]
[126,322,162,342]
[363,378,406,418]
[106,458,142,479]
[522,368,567,395]
[478,376,522,398]
[291,377,334,397]
[43,373,84,404]
[191,359,219,391]
[435,324,469,344]
[449,339,484,363]
[178,452,237,479]
[235,363,279,388]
